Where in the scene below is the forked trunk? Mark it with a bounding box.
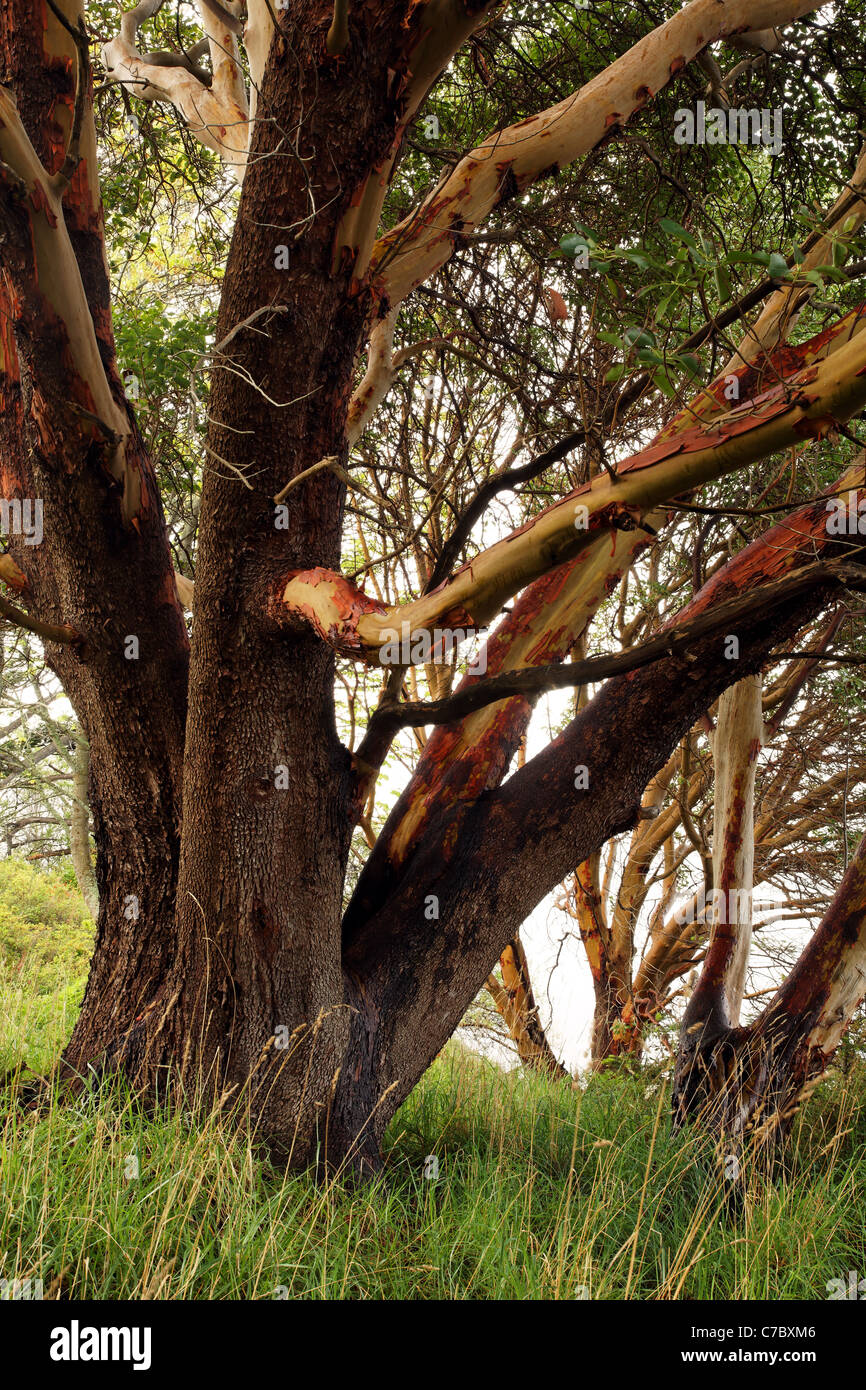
[672,685,866,1140]
[673,677,763,1119]
[672,835,866,1141]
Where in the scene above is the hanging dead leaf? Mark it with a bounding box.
[544,287,569,326]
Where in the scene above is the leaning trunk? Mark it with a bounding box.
[487,937,568,1079]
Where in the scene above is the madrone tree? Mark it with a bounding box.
[3,0,866,1171]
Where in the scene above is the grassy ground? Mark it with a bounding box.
[1,862,864,1300]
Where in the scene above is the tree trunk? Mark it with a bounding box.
[486,937,569,1079]
[673,677,764,1121]
[0,2,190,1080]
[672,834,866,1142]
[87,3,428,1164]
[68,738,98,918]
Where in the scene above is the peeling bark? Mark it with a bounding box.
[370,0,824,311]
[280,307,866,660]
[0,1,189,1072]
[672,836,866,1142]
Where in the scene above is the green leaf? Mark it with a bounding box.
[767,252,790,280]
[559,233,587,257]
[678,352,703,377]
[652,369,678,398]
[713,264,732,303]
[573,222,600,245]
[624,325,655,348]
[659,217,697,249]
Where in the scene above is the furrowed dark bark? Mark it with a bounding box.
[0,2,189,1077]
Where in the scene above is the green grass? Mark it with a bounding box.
[1,860,864,1300]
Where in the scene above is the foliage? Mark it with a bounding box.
[0,859,94,1072]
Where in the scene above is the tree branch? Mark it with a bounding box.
[102,0,251,181]
[278,304,866,660]
[368,0,825,311]
[0,591,81,646]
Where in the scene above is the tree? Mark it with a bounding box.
[3,0,866,1174]
[558,606,866,1070]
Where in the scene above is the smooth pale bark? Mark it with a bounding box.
[102,1,251,180]
[591,622,854,1064]
[280,306,866,659]
[672,679,866,1135]
[347,428,865,944]
[671,677,765,1117]
[370,0,825,310]
[709,676,764,1025]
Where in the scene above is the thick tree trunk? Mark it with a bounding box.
[0,3,189,1079]
[68,739,98,918]
[100,4,426,1164]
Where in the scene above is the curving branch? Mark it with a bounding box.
[277,304,866,662]
[333,0,506,280]
[357,563,866,740]
[367,0,825,312]
[101,0,251,181]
